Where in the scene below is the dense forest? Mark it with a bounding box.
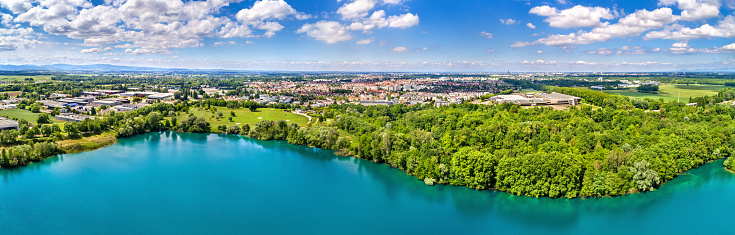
[239,88,735,198]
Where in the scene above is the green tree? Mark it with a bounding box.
[630,160,660,192]
[37,114,51,124]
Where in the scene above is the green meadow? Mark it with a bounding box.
[604,84,726,102]
[172,107,310,131]
[0,109,65,124]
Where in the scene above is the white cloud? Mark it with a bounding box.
[1,0,313,54]
[514,7,678,47]
[383,0,402,4]
[235,0,309,23]
[81,47,113,53]
[348,10,389,32]
[256,21,285,38]
[658,0,720,21]
[390,46,409,52]
[387,13,419,28]
[356,37,374,44]
[723,43,735,50]
[645,15,735,40]
[0,0,32,14]
[296,21,352,44]
[337,0,376,19]
[500,18,517,25]
[526,23,536,29]
[213,41,237,46]
[529,5,616,28]
[480,31,493,39]
[537,50,543,53]
[0,35,41,51]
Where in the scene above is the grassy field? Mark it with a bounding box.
[604,84,726,102]
[57,132,117,154]
[0,109,64,124]
[173,107,310,130]
[0,75,51,82]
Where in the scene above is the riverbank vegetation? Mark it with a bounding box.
[725,157,735,171]
[240,87,735,198]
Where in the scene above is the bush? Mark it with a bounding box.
[725,157,735,171]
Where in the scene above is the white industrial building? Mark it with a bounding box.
[0,117,18,131]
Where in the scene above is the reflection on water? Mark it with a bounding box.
[1,132,733,234]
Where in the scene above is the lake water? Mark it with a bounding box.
[1,132,733,234]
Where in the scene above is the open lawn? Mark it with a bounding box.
[172,107,310,130]
[0,75,51,82]
[0,109,64,124]
[604,84,726,102]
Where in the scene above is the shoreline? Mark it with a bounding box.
[4,131,729,199]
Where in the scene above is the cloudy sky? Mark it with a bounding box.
[0,0,734,72]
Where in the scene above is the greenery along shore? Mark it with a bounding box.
[3,88,735,199]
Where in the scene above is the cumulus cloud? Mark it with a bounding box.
[526,23,536,29]
[296,21,352,44]
[645,15,735,40]
[2,0,312,54]
[499,18,517,25]
[480,31,493,38]
[235,0,309,23]
[0,0,32,14]
[337,0,377,19]
[658,0,720,21]
[387,13,419,28]
[356,37,374,44]
[514,7,678,47]
[530,5,616,28]
[723,43,735,50]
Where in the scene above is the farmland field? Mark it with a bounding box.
[172,107,310,131]
[604,84,726,102]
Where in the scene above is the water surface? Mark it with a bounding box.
[1,132,733,234]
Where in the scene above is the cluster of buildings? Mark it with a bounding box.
[0,98,25,110]
[33,89,178,114]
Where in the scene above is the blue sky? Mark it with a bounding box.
[0,0,733,72]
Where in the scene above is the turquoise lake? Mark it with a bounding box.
[1,132,734,234]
